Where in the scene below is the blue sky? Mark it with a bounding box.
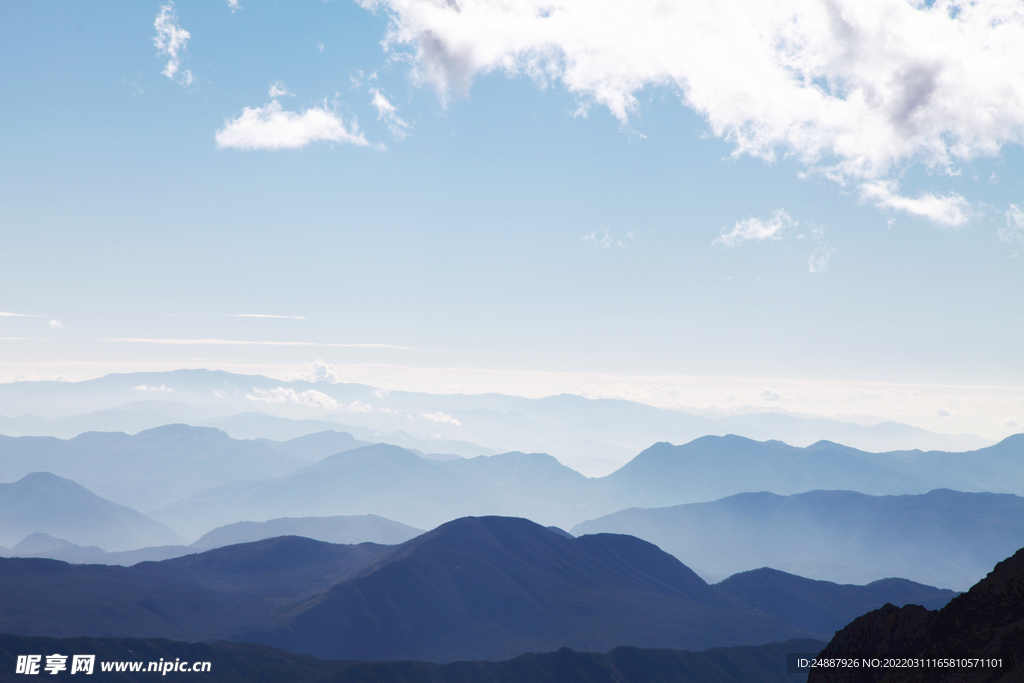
[1,0,1022,438]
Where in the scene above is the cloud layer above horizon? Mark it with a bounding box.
[361,0,1024,224]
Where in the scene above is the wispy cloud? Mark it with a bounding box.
[226,0,241,12]
[215,100,369,150]
[859,181,970,226]
[154,3,193,86]
[104,337,412,349]
[369,88,412,140]
[228,314,307,319]
[0,312,39,318]
[246,386,339,410]
[268,81,293,98]
[420,410,461,426]
[714,210,795,247]
[1000,204,1024,255]
[284,359,343,383]
[132,384,174,393]
[48,319,63,329]
[362,0,1024,224]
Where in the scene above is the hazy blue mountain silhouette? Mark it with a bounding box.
[0,425,316,511]
[2,532,192,565]
[0,370,993,468]
[151,444,596,536]
[807,546,1024,682]
[595,434,1024,507]
[572,488,1024,589]
[0,634,827,683]
[190,514,423,551]
[146,433,1024,542]
[0,472,183,551]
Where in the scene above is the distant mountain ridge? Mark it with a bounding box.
[0,472,183,551]
[0,369,993,474]
[190,514,423,551]
[147,431,1024,538]
[572,488,1024,589]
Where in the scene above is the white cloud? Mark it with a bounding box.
[341,400,375,413]
[268,82,293,98]
[1000,204,1024,255]
[48,319,63,329]
[215,100,369,150]
[760,390,782,402]
[246,386,340,410]
[859,180,970,226]
[0,312,38,318]
[714,210,795,247]
[227,0,241,12]
[284,359,344,383]
[370,88,412,140]
[361,0,1024,224]
[420,410,462,425]
[154,4,192,85]
[318,42,325,53]
[132,384,174,393]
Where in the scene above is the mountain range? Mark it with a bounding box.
[149,431,1024,541]
[0,516,957,662]
[0,369,993,477]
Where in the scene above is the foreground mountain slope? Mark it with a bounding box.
[807,546,1024,682]
[0,472,183,551]
[572,488,1024,589]
[0,634,826,683]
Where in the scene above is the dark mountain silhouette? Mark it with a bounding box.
[807,546,1024,682]
[0,516,965,663]
[0,472,183,551]
[240,516,798,661]
[0,634,826,683]
[0,535,394,641]
[572,488,1024,589]
[715,568,957,635]
[190,514,423,551]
